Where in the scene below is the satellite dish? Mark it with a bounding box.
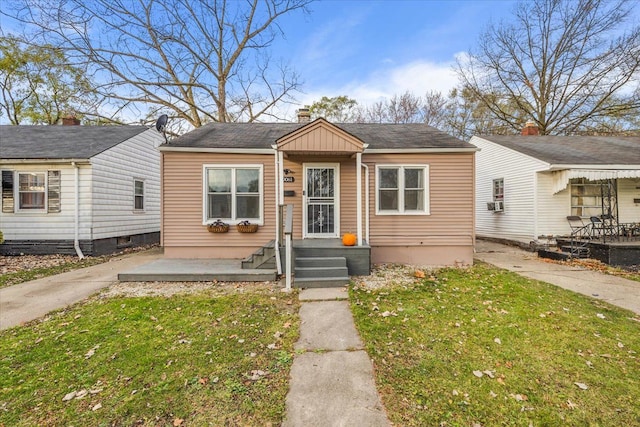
[155,114,168,132]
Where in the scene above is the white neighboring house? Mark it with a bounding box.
[471,128,640,245]
[0,124,163,256]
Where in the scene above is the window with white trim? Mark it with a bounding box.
[18,172,46,210]
[1,170,61,213]
[134,179,145,211]
[204,165,262,223]
[376,165,429,214]
[493,178,504,202]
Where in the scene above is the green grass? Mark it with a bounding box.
[0,257,109,289]
[350,263,640,426]
[0,289,299,426]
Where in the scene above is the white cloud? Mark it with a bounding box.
[297,57,462,108]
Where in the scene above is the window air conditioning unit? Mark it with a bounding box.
[486,202,495,211]
[494,201,504,212]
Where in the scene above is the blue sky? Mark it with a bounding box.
[272,0,519,111]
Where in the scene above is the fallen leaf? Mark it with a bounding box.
[574,382,588,390]
[173,419,184,426]
[283,322,291,329]
[452,389,459,396]
[199,377,208,385]
[618,342,624,348]
[91,403,102,411]
[473,370,483,378]
[494,338,502,345]
[414,270,426,278]
[483,370,495,378]
[489,390,497,398]
[62,391,77,402]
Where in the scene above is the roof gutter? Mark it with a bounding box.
[159,146,274,154]
[0,159,91,165]
[364,147,479,154]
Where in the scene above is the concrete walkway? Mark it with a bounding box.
[475,240,640,315]
[0,248,163,330]
[283,287,390,427]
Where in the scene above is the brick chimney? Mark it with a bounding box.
[521,120,539,136]
[297,108,311,123]
[62,115,81,126]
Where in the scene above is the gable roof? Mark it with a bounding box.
[276,118,365,154]
[0,125,151,160]
[163,121,473,151]
[476,135,640,165]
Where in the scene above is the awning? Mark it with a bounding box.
[551,169,640,193]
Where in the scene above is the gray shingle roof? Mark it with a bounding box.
[477,135,640,165]
[166,122,473,150]
[0,125,150,159]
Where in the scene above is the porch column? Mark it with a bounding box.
[356,152,363,246]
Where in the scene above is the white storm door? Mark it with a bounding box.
[303,163,340,238]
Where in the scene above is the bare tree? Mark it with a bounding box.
[386,92,423,123]
[457,0,640,135]
[6,0,311,129]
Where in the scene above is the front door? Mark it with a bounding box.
[303,163,339,238]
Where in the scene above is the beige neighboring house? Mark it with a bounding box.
[160,113,477,275]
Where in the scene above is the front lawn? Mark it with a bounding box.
[350,263,640,426]
[0,288,299,426]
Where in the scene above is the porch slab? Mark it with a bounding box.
[118,259,277,282]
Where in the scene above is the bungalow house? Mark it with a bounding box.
[472,125,640,251]
[160,113,477,282]
[0,124,163,256]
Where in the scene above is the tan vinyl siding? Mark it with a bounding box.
[277,121,364,154]
[162,152,275,252]
[364,153,475,247]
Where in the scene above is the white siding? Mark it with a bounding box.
[536,172,573,236]
[90,128,162,239]
[0,163,93,240]
[471,136,549,243]
[618,178,640,223]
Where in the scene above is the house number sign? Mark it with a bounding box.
[283,176,295,183]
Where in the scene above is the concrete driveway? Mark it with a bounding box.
[475,240,640,315]
[0,248,163,330]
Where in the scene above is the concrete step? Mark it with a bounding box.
[242,240,276,269]
[295,266,349,279]
[294,276,350,288]
[295,257,347,268]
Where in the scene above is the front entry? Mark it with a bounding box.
[303,163,340,238]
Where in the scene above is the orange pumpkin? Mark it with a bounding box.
[342,233,357,246]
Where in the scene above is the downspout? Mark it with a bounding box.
[72,162,85,259]
[272,145,282,275]
[356,152,362,246]
[362,163,370,244]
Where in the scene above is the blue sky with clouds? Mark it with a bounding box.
[272,0,519,110]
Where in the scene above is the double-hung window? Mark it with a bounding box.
[18,172,46,210]
[2,170,61,213]
[204,165,262,224]
[134,179,145,211]
[376,165,429,214]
